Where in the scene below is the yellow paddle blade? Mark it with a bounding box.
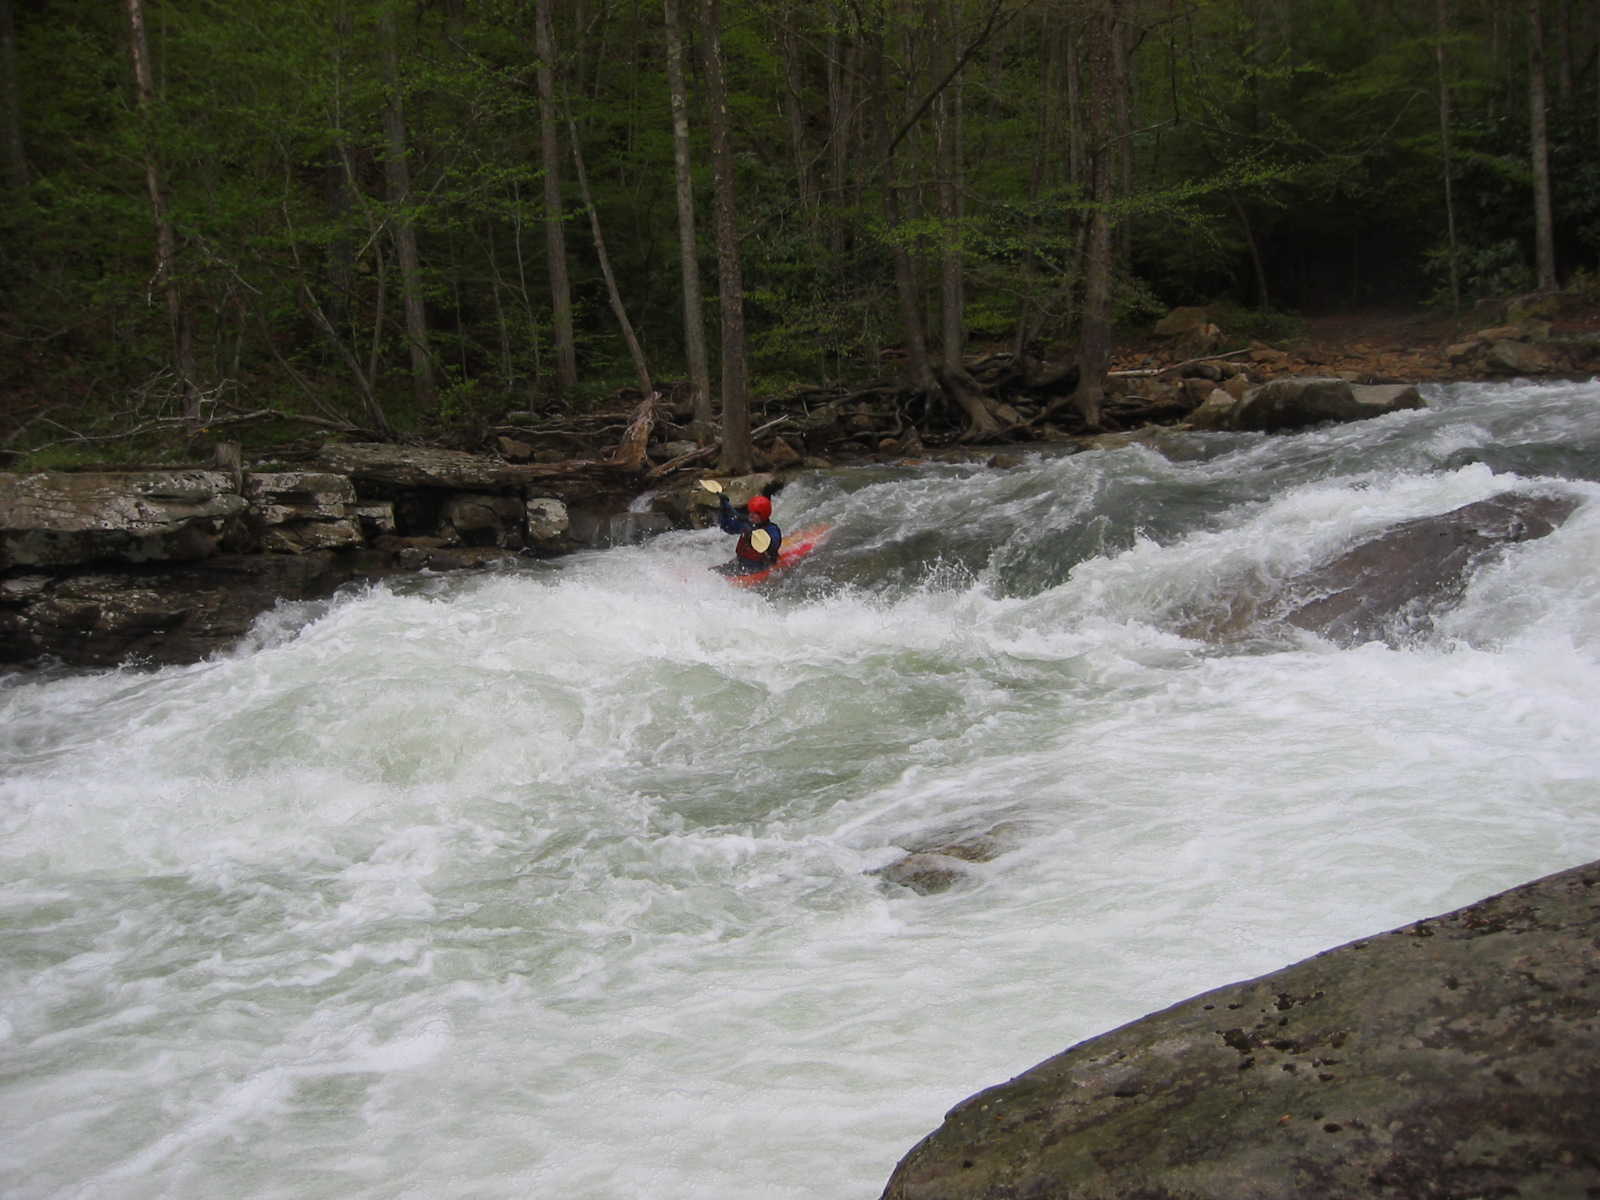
[750,528,772,554]
[699,478,724,494]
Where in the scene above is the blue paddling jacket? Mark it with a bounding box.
[718,494,782,573]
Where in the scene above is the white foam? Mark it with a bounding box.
[4,380,1600,1199]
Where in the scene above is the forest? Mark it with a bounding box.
[1,0,1597,469]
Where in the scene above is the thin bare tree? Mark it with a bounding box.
[535,0,580,392]
[566,113,654,402]
[125,0,199,421]
[377,2,438,411]
[1436,0,1461,311]
[663,0,714,440]
[1,0,26,191]
[1069,0,1119,430]
[1527,0,1557,291]
[700,0,754,474]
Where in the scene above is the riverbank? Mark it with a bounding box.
[5,297,1598,671]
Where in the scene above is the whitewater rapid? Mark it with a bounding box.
[3,379,1599,1199]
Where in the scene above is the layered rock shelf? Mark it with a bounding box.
[0,363,1566,670]
[0,446,662,668]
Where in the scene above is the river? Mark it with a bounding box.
[4,378,1599,1199]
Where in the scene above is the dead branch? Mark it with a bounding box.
[609,389,659,471]
[1108,347,1251,378]
[18,406,377,456]
[300,283,392,434]
[197,408,374,435]
[644,415,793,480]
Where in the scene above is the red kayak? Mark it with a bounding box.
[726,523,833,588]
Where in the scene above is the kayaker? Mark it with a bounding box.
[704,482,782,576]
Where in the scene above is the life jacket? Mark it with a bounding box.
[736,523,781,564]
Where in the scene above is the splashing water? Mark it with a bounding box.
[4,380,1599,1199]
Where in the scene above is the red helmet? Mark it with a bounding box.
[748,495,772,521]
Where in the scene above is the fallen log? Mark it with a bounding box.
[643,415,794,480]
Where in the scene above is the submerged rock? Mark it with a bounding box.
[1178,491,1580,648]
[1278,492,1579,645]
[879,859,1600,1200]
[871,823,1027,895]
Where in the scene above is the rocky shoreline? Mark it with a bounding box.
[0,364,1494,671]
[7,293,1598,673]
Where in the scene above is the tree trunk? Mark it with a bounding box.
[1230,189,1270,310]
[1528,0,1557,291]
[937,0,966,375]
[535,0,579,392]
[1111,8,1134,270]
[378,4,438,412]
[323,4,357,331]
[125,0,198,422]
[1069,0,1119,431]
[1065,11,1085,190]
[1436,0,1461,311]
[567,114,654,402]
[486,223,514,387]
[700,0,753,475]
[878,8,939,403]
[825,10,857,260]
[778,11,818,227]
[0,0,26,191]
[1555,0,1573,101]
[662,0,714,440]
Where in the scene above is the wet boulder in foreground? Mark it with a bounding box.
[879,860,1600,1200]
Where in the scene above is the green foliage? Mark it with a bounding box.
[1567,269,1600,305]
[1205,301,1306,346]
[17,444,149,472]
[1423,239,1534,307]
[5,0,1598,464]
[1113,278,1170,330]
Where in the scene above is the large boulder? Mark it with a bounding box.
[244,471,364,554]
[1442,311,1600,376]
[1278,492,1579,645]
[1153,306,1211,337]
[880,859,1600,1200]
[1187,379,1424,434]
[1153,308,1224,362]
[443,492,527,547]
[0,470,246,569]
[525,497,571,543]
[1231,378,1424,432]
[0,551,393,667]
[1175,491,1579,646]
[1186,388,1239,432]
[1485,339,1561,377]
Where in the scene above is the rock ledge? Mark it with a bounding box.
[881,860,1600,1200]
